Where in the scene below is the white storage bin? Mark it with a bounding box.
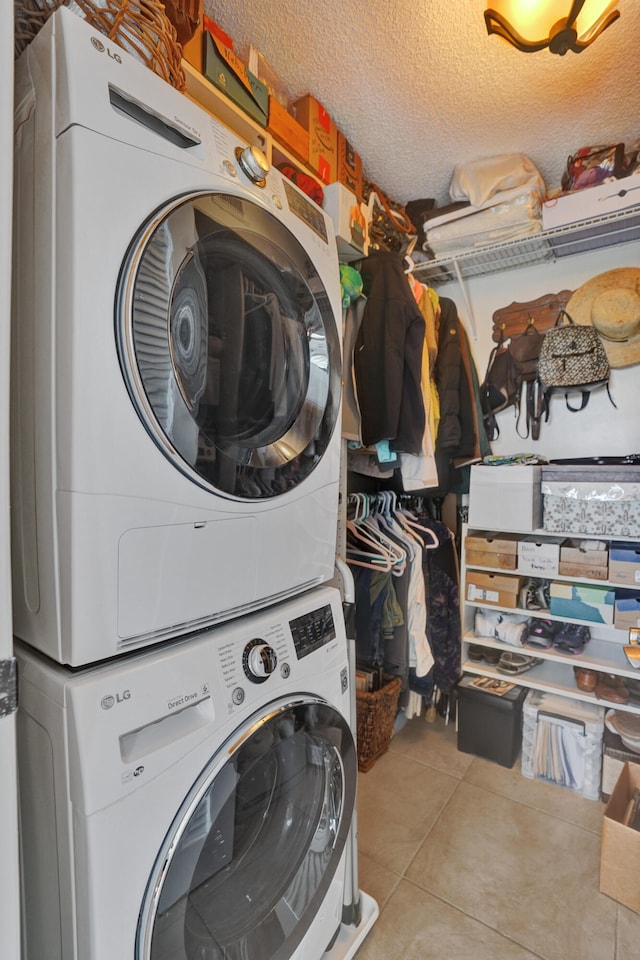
[468,465,542,534]
[521,690,604,800]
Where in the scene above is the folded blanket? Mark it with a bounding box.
[426,186,543,257]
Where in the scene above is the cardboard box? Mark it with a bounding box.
[609,543,640,587]
[337,133,363,198]
[468,465,543,534]
[614,594,640,631]
[602,727,640,801]
[558,537,609,580]
[203,32,268,127]
[542,175,640,230]
[267,97,309,163]
[465,532,519,570]
[322,183,366,261]
[558,561,609,581]
[292,94,338,185]
[466,572,523,608]
[549,581,614,624]
[560,539,609,568]
[517,536,564,576]
[600,761,640,912]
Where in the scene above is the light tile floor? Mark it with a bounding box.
[354,716,640,960]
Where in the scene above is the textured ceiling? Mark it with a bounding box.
[203,0,640,207]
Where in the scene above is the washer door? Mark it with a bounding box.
[137,698,356,960]
[117,192,341,500]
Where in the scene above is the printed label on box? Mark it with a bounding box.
[468,585,499,603]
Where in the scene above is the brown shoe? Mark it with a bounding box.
[574,667,597,692]
[595,674,630,704]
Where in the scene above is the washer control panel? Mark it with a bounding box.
[216,601,338,715]
[243,638,278,683]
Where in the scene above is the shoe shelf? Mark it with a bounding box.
[460,647,640,717]
[460,524,640,716]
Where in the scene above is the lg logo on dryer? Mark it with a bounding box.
[101,689,131,710]
[91,35,122,64]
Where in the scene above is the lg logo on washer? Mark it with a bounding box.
[100,690,131,710]
[90,35,122,63]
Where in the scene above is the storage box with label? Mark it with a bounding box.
[600,761,640,912]
[322,183,367,261]
[468,465,543,534]
[517,536,564,576]
[549,581,614,623]
[291,95,338,185]
[203,32,268,126]
[609,542,640,586]
[614,593,640,631]
[558,538,609,581]
[267,98,309,163]
[466,572,523,608]
[521,690,604,800]
[464,532,519,570]
[457,675,527,767]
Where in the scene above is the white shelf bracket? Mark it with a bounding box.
[451,258,478,341]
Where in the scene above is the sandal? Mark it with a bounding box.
[496,652,542,676]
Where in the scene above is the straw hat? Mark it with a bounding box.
[566,267,640,368]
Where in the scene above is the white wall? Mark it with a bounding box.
[1,10,21,960]
[436,238,640,460]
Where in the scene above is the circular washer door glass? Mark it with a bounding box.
[117,192,341,499]
[136,699,357,960]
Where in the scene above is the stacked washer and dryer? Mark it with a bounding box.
[11,9,376,959]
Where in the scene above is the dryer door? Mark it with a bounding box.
[136,698,356,960]
[117,192,341,500]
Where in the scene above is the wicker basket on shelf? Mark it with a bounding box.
[355,674,402,773]
[14,0,186,91]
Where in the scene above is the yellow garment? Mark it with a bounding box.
[417,286,440,443]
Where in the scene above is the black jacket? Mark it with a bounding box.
[354,251,425,455]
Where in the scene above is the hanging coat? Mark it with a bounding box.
[354,250,426,455]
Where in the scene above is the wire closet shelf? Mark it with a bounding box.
[412,206,640,287]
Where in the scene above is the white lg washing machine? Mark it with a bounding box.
[11,8,343,667]
[16,585,358,960]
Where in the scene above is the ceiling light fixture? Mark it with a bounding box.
[484,1,621,55]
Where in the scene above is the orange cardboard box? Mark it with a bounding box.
[337,132,363,198]
[180,0,204,72]
[292,94,337,185]
[267,98,309,164]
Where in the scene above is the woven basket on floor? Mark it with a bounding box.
[14,0,186,91]
[355,674,402,773]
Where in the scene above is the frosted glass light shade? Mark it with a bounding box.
[484,0,620,54]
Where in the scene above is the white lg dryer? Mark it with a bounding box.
[11,8,343,666]
[16,585,359,960]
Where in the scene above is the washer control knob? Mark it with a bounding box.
[243,640,277,683]
[235,145,269,186]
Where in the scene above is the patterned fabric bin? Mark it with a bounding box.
[542,465,640,537]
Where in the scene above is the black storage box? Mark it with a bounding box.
[457,674,527,768]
